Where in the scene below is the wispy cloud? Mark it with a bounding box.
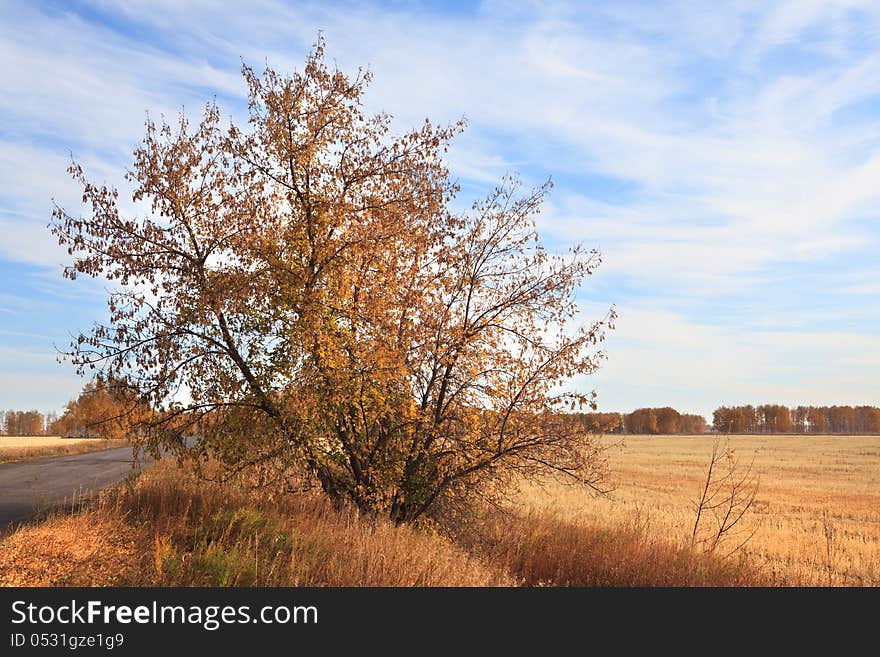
[584,306,880,417]
[1,0,879,412]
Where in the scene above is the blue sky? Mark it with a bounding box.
[2,0,880,419]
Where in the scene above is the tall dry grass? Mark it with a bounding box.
[454,509,762,587]
[0,459,510,587]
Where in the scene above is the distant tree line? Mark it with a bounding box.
[712,405,880,434]
[576,408,708,434]
[51,375,150,438]
[576,404,880,435]
[2,375,150,439]
[1,410,58,436]
[10,394,880,438]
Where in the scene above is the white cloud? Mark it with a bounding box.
[4,0,879,278]
[582,306,880,418]
[2,1,880,411]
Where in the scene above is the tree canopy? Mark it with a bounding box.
[50,374,150,438]
[51,39,614,523]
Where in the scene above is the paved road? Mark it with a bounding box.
[0,446,148,531]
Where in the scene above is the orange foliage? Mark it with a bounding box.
[51,37,613,522]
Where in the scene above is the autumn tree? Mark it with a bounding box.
[775,406,793,433]
[654,407,679,434]
[712,407,734,433]
[713,405,757,433]
[757,404,791,433]
[577,412,624,434]
[678,413,707,434]
[51,374,151,438]
[807,407,826,433]
[22,411,43,435]
[742,405,758,432]
[1,410,45,436]
[711,404,880,434]
[859,406,880,433]
[792,405,809,433]
[51,39,614,524]
[619,407,706,434]
[2,411,16,435]
[625,408,658,434]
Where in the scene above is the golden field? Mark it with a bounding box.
[520,434,880,586]
[0,436,126,463]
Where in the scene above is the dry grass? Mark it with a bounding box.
[7,433,861,587]
[519,434,880,586]
[0,514,146,586]
[0,436,127,464]
[455,509,762,586]
[0,459,510,587]
[0,455,755,587]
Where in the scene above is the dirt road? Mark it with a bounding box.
[0,446,145,530]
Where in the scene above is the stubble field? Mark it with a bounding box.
[0,436,126,463]
[521,434,880,585]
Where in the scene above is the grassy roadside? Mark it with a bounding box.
[0,459,510,587]
[0,458,768,587]
[0,438,129,464]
